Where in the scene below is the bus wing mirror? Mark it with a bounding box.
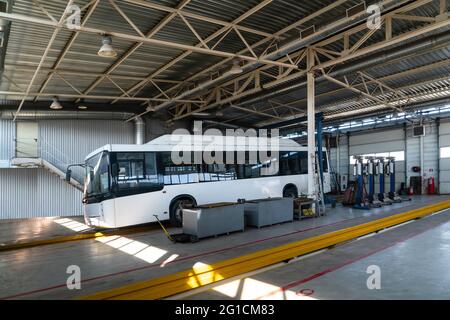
[65,169,72,182]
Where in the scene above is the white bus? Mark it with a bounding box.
[68,134,331,228]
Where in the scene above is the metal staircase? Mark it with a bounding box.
[10,138,84,191]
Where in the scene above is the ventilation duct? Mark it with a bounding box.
[0,110,135,120]
[134,116,145,144]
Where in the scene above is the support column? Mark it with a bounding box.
[307,48,316,198]
[420,133,424,194]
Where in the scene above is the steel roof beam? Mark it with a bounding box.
[108,0,275,104]
[0,90,204,103]
[13,0,76,121]
[168,0,449,122]
[34,0,100,102]
[75,0,193,103]
[124,0,273,39]
[4,65,185,83]
[126,0,351,115]
[0,7,296,68]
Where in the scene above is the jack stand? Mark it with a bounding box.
[376,157,393,205]
[366,156,383,208]
[386,156,402,203]
[353,156,370,210]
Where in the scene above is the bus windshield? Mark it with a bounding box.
[85,151,110,198]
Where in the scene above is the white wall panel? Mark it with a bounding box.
[406,129,420,184]
[338,135,349,177]
[350,141,404,155]
[0,119,15,167]
[439,121,450,193]
[349,129,404,155]
[423,124,438,182]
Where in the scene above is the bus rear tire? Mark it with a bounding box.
[170,198,194,227]
[283,186,298,198]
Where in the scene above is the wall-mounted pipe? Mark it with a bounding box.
[0,110,135,120]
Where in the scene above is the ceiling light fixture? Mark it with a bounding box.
[230,59,243,74]
[98,35,117,58]
[192,112,211,117]
[78,105,88,110]
[50,97,63,110]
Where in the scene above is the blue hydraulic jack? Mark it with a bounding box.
[376,157,393,205]
[353,156,370,210]
[366,156,383,207]
[386,157,405,203]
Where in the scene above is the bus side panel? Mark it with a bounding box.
[84,198,116,228]
[112,175,308,228]
[113,190,168,228]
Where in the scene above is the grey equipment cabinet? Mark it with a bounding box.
[182,202,245,239]
[244,197,294,228]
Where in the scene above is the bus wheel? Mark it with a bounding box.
[283,186,298,198]
[170,198,193,227]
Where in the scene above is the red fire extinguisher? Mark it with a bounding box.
[428,177,435,195]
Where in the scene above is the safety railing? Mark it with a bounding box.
[13,137,84,184]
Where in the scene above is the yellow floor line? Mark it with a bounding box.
[80,200,450,300]
[0,224,159,252]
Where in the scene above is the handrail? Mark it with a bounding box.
[13,137,84,184]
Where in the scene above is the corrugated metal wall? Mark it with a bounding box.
[328,135,350,191]
[0,119,135,219]
[145,118,190,142]
[406,123,439,193]
[439,120,450,193]
[39,120,134,165]
[0,168,82,219]
[0,119,15,167]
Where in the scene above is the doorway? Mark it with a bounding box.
[16,122,38,158]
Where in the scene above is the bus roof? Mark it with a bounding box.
[85,134,324,160]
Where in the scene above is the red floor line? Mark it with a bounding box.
[255,219,446,300]
[1,215,370,300]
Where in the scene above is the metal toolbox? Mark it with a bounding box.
[182,202,245,239]
[244,197,293,228]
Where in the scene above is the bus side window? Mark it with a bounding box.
[280,151,302,175]
[161,152,198,185]
[299,151,308,174]
[243,151,260,178]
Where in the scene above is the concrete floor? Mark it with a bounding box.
[0,195,448,300]
[0,216,88,245]
[186,203,450,300]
